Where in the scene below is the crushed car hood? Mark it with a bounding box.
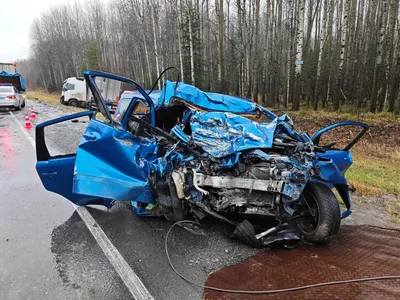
[158,80,259,115]
[190,111,278,157]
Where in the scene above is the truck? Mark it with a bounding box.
[0,62,27,95]
[60,76,122,108]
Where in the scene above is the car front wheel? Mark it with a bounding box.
[297,182,341,244]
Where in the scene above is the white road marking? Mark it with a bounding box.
[9,111,36,146]
[9,110,155,300]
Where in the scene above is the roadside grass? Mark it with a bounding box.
[27,89,83,112]
[27,90,63,107]
[347,151,399,197]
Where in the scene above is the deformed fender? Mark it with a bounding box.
[335,183,352,218]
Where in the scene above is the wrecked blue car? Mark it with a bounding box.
[35,70,369,247]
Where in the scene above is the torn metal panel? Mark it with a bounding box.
[73,119,158,203]
[190,111,277,158]
[159,80,259,114]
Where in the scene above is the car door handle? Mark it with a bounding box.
[43,172,58,176]
[83,132,97,140]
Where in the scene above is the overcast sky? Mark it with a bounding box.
[0,0,85,62]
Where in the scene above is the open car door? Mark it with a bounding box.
[313,121,369,172]
[35,111,113,207]
[312,121,369,217]
[72,71,158,205]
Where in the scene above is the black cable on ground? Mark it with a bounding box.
[165,220,400,295]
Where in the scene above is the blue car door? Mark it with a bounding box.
[72,71,158,204]
[36,111,112,207]
[312,121,369,181]
[312,121,369,217]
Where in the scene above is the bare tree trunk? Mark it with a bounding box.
[388,0,400,112]
[252,0,260,102]
[237,0,244,96]
[322,0,335,108]
[293,0,305,110]
[177,1,184,82]
[313,0,327,110]
[371,0,388,113]
[143,34,152,87]
[188,9,195,85]
[206,0,211,90]
[378,0,390,112]
[178,28,184,82]
[215,0,225,92]
[151,6,161,89]
[334,0,349,111]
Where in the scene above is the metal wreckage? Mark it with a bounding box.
[36,70,369,248]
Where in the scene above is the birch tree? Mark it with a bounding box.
[334,0,349,111]
[313,0,327,110]
[388,0,400,112]
[370,0,389,113]
[293,0,305,110]
[215,0,225,92]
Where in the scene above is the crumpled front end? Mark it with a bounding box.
[35,70,369,248]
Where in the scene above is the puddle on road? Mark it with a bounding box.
[205,225,400,300]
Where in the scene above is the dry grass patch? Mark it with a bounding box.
[27,90,62,107]
[27,90,83,112]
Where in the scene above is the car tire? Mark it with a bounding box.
[68,99,79,107]
[298,182,341,244]
[21,101,26,108]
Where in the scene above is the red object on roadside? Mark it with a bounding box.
[30,107,36,119]
[24,114,32,129]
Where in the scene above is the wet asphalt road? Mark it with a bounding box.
[0,100,259,300]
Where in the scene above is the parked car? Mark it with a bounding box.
[35,70,369,248]
[0,85,26,110]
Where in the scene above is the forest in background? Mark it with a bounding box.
[17,0,400,113]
